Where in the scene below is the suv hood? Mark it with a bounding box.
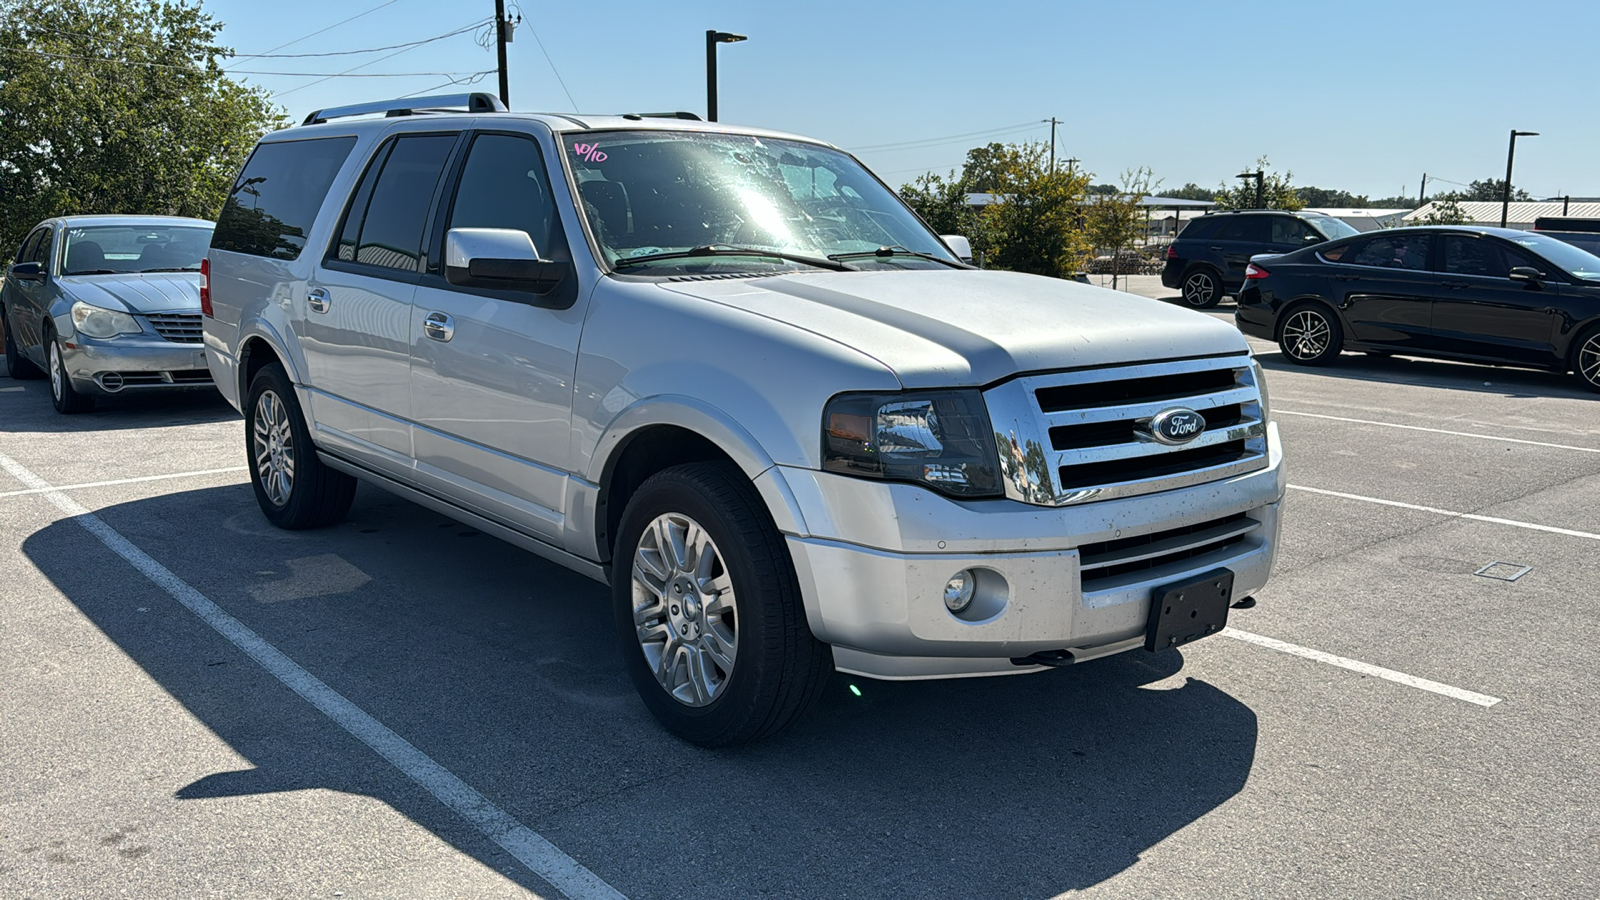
[659,269,1251,386]
[59,272,200,313]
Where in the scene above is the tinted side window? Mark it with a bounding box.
[31,228,54,271]
[339,134,456,273]
[446,134,564,260]
[1216,216,1267,242]
[1348,234,1431,270]
[15,228,43,264]
[1181,218,1219,240]
[1442,236,1528,279]
[1271,217,1317,244]
[213,136,357,260]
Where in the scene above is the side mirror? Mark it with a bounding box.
[444,228,566,294]
[940,235,973,263]
[10,261,44,282]
[1303,234,1323,244]
[1508,266,1545,283]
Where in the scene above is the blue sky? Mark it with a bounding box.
[208,0,1598,200]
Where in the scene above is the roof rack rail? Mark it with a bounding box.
[620,111,703,121]
[302,92,507,126]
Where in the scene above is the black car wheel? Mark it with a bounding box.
[613,461,832,746]
[47,331,94,413]
[1278,303,1343,366]
[1182,268,1222,309]
[246,362,357,528]
[1574,327,1600,394]
[2,307,43,380]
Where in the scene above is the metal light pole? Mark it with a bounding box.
[705,30,747,122]
[1501,129,1537,228]
[1238,170,1264,209]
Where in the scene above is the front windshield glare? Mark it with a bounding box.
[564,131,957,272]
[63,225,213,275]
[1508,231,1600,280]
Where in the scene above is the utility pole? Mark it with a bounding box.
[1048,117,1059,173]
[494,0,510,107]
[1066,157,1079,178]
[1418,173,1427,207]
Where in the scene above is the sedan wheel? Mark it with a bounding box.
[1183,270,1221,309]
[1576,330,1600,393]
[48,337,94,413]
[1278,305,1343,366]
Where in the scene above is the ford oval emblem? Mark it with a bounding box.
[1147,408,1206,446]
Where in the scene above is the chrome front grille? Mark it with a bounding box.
[145,312,203,343]
[985,354,1269,506]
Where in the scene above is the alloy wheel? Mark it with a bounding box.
[1581,334,1600,388]
[1282,310,1332,361]
[1183,272,1215,306]
[49,342,63,400]
[252,389,296,507]
[630,511,738,707]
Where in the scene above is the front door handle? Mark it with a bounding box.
[307,287,331,313]
[423,311,454,342]
[1440,280,1469,289]
[1335,274,1361,282]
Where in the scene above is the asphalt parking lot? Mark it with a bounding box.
[3,294,1598,899]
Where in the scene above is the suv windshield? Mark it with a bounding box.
[1305,216,1360,240]
[62,224,213,275]
[563,131,957,273]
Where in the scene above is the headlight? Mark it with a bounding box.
[1250,358,1271,419]
[822,389,1002,498]
[70,301,143,339]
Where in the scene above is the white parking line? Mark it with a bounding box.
[0,466,249,499]
[1,386,24,393]
[1288,484,1600,542]
[0,448,626,900]
[1220,628,1502,707]
[1276,410,1600,454]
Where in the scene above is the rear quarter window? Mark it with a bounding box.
[212,136,358,260]
[1180,218,1219,239]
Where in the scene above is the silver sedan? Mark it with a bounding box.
[2,215,216,413]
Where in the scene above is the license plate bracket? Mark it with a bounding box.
[1144,568,1234,653]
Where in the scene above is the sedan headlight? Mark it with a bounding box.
[70,301,143,339]
[822,389,1002,498]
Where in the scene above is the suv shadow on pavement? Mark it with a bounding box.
[1253,348,1596,401]
[22,482,1259,898]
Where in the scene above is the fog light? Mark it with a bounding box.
[944,570,977,613]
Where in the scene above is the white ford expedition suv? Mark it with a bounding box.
[203,93,1284,745]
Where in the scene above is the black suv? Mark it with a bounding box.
[1163,210,1359,308]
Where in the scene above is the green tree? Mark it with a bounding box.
[899,170,979,238]
[1297,186,1371,208]
[1464,178,1531,202]
[1085,166,1157,289]
[976,141,1092,278]
[1167,183,1215,201]
[1213,157,1303,211]
[1415,192,1470,225]
[959,142,1014,193]
[0,0,286,251]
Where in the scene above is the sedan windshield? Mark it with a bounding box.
[1308,216,1360,240]
[62,225,214,276]
[1505,230,1600,280]
[563,131,958,273]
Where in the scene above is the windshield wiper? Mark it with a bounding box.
[613,245,856,272]
[139,266,202,273]
[827,246,966,268]
[65,269,118,275]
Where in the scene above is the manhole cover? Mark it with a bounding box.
[1474,562,1532,582]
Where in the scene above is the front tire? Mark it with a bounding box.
[246,362,356,529]
[1278,303,1344,366]
[613,462,831,746]
[3,307,43,380]
[1573,326,1600,394]
[47,333,94,413]
[1182,268,1223,309]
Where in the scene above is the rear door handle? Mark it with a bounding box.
[306,288,331,313]
[1440,281,1469,289]
[1208,246,1224,251]
[423,311,454,342]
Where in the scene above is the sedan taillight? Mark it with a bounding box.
[1165,245,1178,259]
[200,256,212,317]
[1245,263,1270,279]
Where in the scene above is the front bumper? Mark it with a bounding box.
[771,422,1285,679]
[62,334,215,395]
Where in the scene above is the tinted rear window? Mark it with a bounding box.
[1180,217,1219,239]
[212,136,357,260]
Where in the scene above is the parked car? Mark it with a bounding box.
[204,93,1285,745]
[1234,226,1600,392]
[2,215,216,413]
[1162,210,1360,309]
[1533,216,1600,257]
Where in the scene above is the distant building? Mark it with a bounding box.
[963,193,1214,238]
[1402,200,1600,230]
[1302,208,1411,232]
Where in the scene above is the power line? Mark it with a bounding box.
[525,22,578,111]
[271,17,488,99]
[850,121,1040,152]
[398,71,495,99]
[228,0,403,63]
[231,22,487,59]
[0,45,481,80]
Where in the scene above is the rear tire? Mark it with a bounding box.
[245,362,356,529]
[1573,325,1600,394]
[613,462,832,746]
[47,332,94,413]
[1278,303,1344,366]
[1181,268,1222,309]
[3,307,43,380]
